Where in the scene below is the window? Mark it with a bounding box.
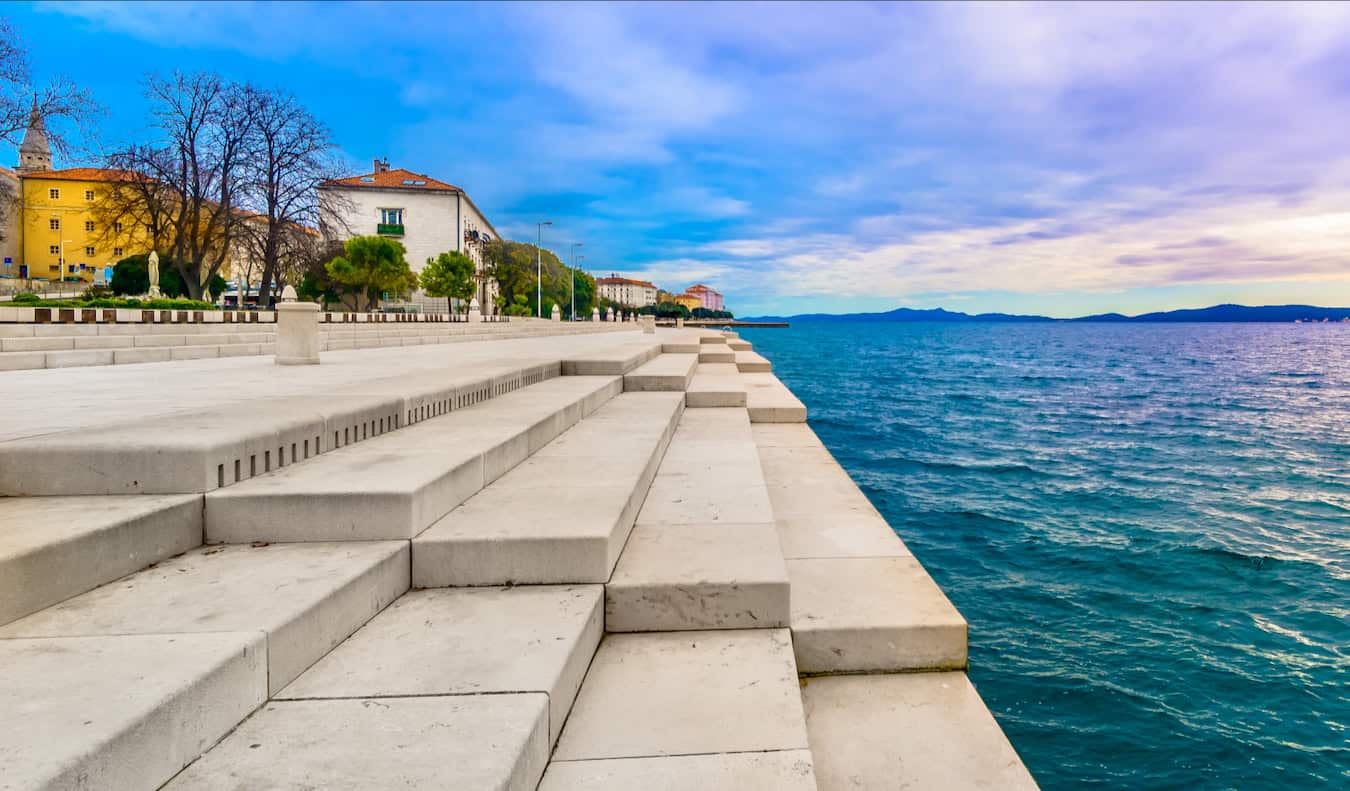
[49,218,60,230]
[380,208,404,225]
[48,188,59,199]
[48,245,59,255]
[85,246,95,257]
[85,190,95,201]
[85,220,95,232]
[113,247,124,257]
[113,222,123,233]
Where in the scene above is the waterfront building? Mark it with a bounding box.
[684,283,725,312]
[674,293,702,312]
[596,274,658,308]
[319,158,500,313]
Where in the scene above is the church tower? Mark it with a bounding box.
[16,98,52,174]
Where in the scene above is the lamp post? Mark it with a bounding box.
[570,242,583,320]
[536,220,552,318]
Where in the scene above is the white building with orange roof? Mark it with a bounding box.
[596,274,658,308]
[318,158,500,313]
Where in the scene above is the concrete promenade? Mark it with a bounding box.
[0,324,1037,789]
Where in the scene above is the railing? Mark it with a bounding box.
[376,223,405,236]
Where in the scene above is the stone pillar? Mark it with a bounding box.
[469,297,482,323]
[642,314,656,334]
[592,307,600,323]
[606,307,615,322]
[551,303,561,322]
[274,285,319,365]
[676,316,685,328]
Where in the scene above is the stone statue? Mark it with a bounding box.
[147,251,161,298]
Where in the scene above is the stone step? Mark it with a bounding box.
[0,494,202,626]
[753,422,966,674]
[0,540,408,694]
[1,632,267,791]
[697,346,736,363]
[605,407,788,632]
[743,371,808,422]
[540,751,818,790]
[412,391,684,586]
[549,630,814,775]
[801,672,1039,790]
[735,349,772,372]
[685,362,747,407]
[562,341,661,375]
[204,376,621,543]
[165,694,549,791]
[623,352,698,391]
[279,585,603,745]
[727,338,752,351]
[698,334,728,345]
[0,359,563,496]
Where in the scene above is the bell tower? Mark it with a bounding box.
[16,97,53,174]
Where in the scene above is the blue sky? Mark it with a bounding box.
[9,1,1350,317]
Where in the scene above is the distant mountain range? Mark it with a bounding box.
[740,304,1350,323]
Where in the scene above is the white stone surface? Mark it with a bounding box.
[204,376,621,543]
[0,540,409,694]
[606,522,789,632]
[0,494,201,625]
[413,393,682,586]
[697,346,736,363]
[735,349,772,372]
[802,672,1039,790]
[165,694,549,791]
[275,299,320,365]
[0,632,266,791]
[686,362,747,407]
[743,371,808,422]
[623,352,697,392]
[541,750,817,790]
[553,629,809,760]
[281,585,603,744]
[789,556,968,673]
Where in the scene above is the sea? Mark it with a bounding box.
[738,322,1349,790]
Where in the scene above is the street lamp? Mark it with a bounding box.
[536,220,552,318]
[570,242,583,320]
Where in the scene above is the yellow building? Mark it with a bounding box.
[8,107,147,284]
[674,294,702,312]
[19,168,149,283]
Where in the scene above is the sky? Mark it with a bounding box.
[7,1,1350,317]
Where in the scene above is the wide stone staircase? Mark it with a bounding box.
[0,330,1036,790]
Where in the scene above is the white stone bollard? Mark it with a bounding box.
[592,307,600,323]
[642,314,656,334]
[275,285,320,365]
[606,307,615,322]
[551,303,561,322]
[676,317,685,328]
[468,297,482,323]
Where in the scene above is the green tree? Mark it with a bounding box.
[325,236,416,311]
[503,293,532,317]
[420,250,476,314]
[110,253,225,299]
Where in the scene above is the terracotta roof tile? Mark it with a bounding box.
[597,275,658,289]
[22,167,139,182]
[323,168,461,192]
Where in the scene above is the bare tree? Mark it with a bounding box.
[0,18,99,157]
[99,72,250,299]
[237,85,347,306]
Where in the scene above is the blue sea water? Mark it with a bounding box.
[739,322,1349,790]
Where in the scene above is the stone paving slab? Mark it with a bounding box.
[623,353,698,391]
[789,556,967,673]
[801,672,1039,791]
[552,629,809,761]
[540,749,818,790]
[0,540,409,694]
[280,585,603,744]
[0,632,266,791]
[0,494,202,625]
[735,350,772,372]
[686,362,747,407]
[606,522,789,632]
[164,694,550,791]
[743,372,807,422]
[204,377,620,542]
